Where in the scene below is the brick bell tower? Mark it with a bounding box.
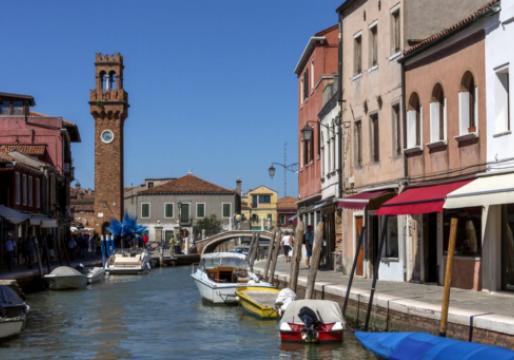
[89,53,129,233]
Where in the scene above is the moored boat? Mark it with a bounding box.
[279,300,345,343]
[44,266,87,290]
[191,252,273,304]
[105,248,151,275]
[0,285,29,340]
[236,286,280,319]
[86,267,106,284]
[355,331,514,360]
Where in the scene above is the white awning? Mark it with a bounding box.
[0,205,30,224]
[30,214,58,228]
[444,172,514,209]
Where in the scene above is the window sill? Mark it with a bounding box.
[427,140,447,153]
[455,132,479,145]
[381,257,400,263]
[493,130,512,138]
[368,65,378,73]
[389,52,402,61]
[351,73,363,81]
[404,146,423,156]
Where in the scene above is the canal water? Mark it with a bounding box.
[0,267,375,359]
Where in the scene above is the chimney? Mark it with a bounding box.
[236,178,242,195]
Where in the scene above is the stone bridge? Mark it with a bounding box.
[196,230,273,255]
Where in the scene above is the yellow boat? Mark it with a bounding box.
[236,286,280,319]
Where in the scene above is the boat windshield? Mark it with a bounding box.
[200,256,249,269]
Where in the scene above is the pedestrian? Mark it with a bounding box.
[304,225,314,268]
[281,231,292,263]
[5,232,16,272]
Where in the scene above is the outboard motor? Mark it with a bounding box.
[75,263,85,274]
[275,288,296,317]
[298,306,321,342]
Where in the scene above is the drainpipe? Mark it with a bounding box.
[337,16,344,199]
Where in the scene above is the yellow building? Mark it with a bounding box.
[241,186,278,230]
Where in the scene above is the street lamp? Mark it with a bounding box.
[302,124,314,141]
[268,164,276,178]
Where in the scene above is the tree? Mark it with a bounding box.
[194,215,222,238]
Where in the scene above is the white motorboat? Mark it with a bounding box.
[86,267,106,284]
[105,248,151,275]
[44,266,87,290]
[191,252,273,304]
[0,285,29,340]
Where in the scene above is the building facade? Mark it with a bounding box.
[277,196,297,229]
[241,186,278,230]
[125,173,237,246]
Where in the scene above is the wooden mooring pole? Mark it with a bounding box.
[305,222,324,300]
[439,217,458,337]
[247,233,258,271]
[342,225,366,317]
[364,216,389,331]
[264,229,277,281]
[268,230,282,284]
[289,220,304,292]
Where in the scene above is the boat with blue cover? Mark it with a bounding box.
[355,331,514,360]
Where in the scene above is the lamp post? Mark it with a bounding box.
[268,161,298,196]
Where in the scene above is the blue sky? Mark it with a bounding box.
[1,0,341,196]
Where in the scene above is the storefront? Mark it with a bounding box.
[445,172,514,292]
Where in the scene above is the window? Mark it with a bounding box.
[196,203,205,218]
[354,34,362,75]
[164,203,174,218]
[12,101,24,115]
[0,100,10,115]
[180,203,190,223]
[28,176,33,207]
[303,70,309,100]
[147,181,154,189]
[392,103,402,156]
[331,123,337,171]
[501,204,514,291]
[35,178,40,209]
[15,172,21,205]
[222,203,231,218]
[382,216,399,258]
[407,93,421,149]
[391,8,401,54]
[258,195,271,204]
[252,195,258,208]
[444,207,482,256]
[369,24,378,68]
[459,71,478,134]
[430,84,446,142]
[22,174,27,206]
[370,113,379,162]
[320,132,325,177]
[495,66,510,133]
[141,203,150,219]
[310,62,315,91]
[354,120,363,167]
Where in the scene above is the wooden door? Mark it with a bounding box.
[356,216,364,276]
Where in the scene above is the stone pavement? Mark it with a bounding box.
[254,257,514,337]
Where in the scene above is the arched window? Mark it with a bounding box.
[407,93,421,149]
[459,71,478,134]
[109,71,117,90]
[100,71,108,92]
[430,83,446,142]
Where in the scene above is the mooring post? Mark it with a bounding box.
[364,216,389,331]
[268,230,282,284]
[439,217,458,337]
[248,233,258,271]
[305,221,324,300]
[342,225,366,317]
[289,220,304,292]
[264,228,277,280]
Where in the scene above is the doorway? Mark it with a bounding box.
[423,213,438,284]
[355,216,364,276]
[502,205,514,291]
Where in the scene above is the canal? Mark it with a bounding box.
[0,267,375,359]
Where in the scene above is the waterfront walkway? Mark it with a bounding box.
[254,257,514,339]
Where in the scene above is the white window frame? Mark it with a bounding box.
[390,4,402,58]
[406,107,422,149]
[196,202,206,219]
[368,21,379,70]
[353,31,363,77]
[222,203,232,219]
[141,202,151,219]
[429,98,447,143]
[494,64,510,135]
[458,88,479,136]
[15,172,21,205]
[163,202,174,219]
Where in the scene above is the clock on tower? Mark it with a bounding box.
[89,53,129,234]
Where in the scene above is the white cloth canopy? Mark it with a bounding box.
[444,172,514,209]
[0,205,30,224]
[280,299,343,324]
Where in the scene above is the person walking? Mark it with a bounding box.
[5,232,16,272]
[304,225,314,268]
[281,231,293,263]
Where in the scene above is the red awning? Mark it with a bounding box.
[376,179,473,216]
[337,190,391,210]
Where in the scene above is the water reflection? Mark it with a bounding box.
[0,267,373,360]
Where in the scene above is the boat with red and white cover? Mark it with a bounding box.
[279,299,345,343]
